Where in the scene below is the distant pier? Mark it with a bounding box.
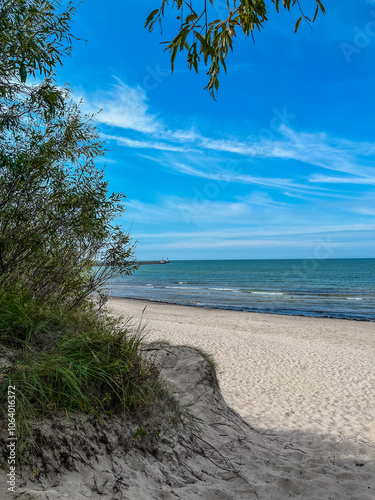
[137,259,170,266]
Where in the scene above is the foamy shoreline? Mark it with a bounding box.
[109,297,375,445]
[110,294,375,322]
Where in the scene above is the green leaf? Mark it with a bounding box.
[19,64,27,83]
[294,17,302,33]
[171,44,179,72]
[313,5,319,23]
[185,14,197,23]
[315,0,326,14]
[145,9,159,26]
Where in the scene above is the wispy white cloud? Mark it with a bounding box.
[159,158,354,198]
[132,227,374,252]
[78,76,375,247]
[121,191,375,255]
[134,224,375,241]
[125,197,252,226]
[348,207,375,216]
[101,134,189,153]
[82,77,160,134]
[309,174,375,185]
[163,128,201,142]
[198,125,375,179]
[84,78,375,192]
[123,191,375,236]
[238,192,287,208]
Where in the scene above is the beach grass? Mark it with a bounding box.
[0,287,176,456]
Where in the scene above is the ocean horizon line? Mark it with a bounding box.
[136,257,375,262]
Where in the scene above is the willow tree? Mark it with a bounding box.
[0,0,136,308]
[146,0,326,97]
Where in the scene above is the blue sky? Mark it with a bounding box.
[59,0,375,260]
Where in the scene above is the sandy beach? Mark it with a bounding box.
[109,298,375,448]
[3,299,374,499]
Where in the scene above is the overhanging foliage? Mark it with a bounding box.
[146,0,326,98]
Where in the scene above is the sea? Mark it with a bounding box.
[109,259,375,321]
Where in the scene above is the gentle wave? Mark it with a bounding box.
[118,286,367,302]
[110,259,375,321]
[166,286,201,290]
[209,287,240,291]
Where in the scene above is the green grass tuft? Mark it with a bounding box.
[0,287,172,456]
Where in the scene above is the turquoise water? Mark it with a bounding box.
[110,259,375,321]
